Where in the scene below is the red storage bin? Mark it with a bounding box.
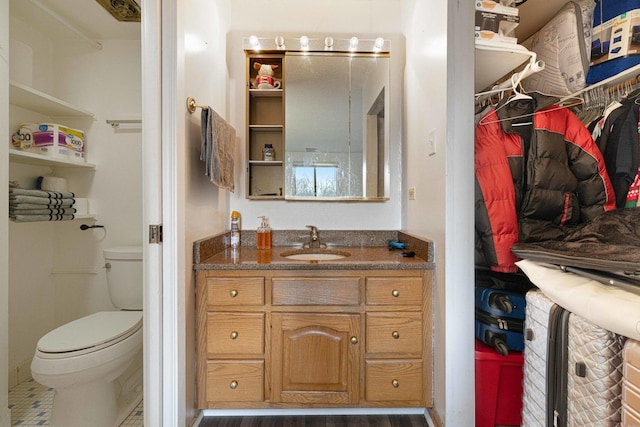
[475,339,524,427]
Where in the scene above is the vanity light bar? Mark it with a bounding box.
[244,35,390,53]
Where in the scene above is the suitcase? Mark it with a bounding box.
[522,289,626,427]
[517,259,640,342]
[521,0,595,96]
[475,339,524,427]
[587,0,640,84]
[623,339,640,426]
[475,286,526,356]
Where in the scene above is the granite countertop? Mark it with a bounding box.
[193,230,434,271]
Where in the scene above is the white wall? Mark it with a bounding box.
[402,0,475,426]
[0,0,11,422]
[225,1,404,232]
[7,19,142,389]
[182,0,232,424]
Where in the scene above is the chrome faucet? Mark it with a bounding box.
[305,225,322,249]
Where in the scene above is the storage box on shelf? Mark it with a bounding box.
[245,53,285,199]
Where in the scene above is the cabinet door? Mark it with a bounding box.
[271,313,360,405]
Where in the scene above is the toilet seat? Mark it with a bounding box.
[36,311,142,359]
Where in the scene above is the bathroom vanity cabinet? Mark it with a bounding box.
[196,268,432,409]
[245,53,285,199]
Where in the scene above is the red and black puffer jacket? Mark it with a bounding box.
[475,95,616,273]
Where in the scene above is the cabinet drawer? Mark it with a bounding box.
[206,277,264,306]
[272,277,360,305]
[365,277,423,306]
[365,360,422,402]
[206,360,264,402]
[207,313,264,355]
[366,313,422,356]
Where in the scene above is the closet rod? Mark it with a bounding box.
[29,0,102,51]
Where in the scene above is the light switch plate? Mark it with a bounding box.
[408,187,416,200]
[427,129,436,156]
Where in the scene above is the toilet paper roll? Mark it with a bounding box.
[41,176,68,192]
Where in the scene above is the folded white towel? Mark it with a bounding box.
[9,207,76,215]
[10,214,75,222]
[10,195,75,206]
[10,188,75,199]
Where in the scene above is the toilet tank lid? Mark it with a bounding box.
[104,246,142,260]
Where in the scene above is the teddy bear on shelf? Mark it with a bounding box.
[252,62,281,89]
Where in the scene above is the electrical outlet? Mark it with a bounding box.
[408,187,416,200]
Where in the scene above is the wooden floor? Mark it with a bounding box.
[199,415,430,427]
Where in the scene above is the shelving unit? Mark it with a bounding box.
[475,40,535,93]
[245,53,285,199]
[8,79,97,221]
[9,149,96,169]
[9,81,95,118]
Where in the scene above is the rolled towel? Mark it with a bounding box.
[40,176,68,192]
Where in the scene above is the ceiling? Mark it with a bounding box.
[10,0,141,42]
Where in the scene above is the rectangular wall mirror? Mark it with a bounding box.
[284,52,390,201]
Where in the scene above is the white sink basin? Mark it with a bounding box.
[280,249,350,261]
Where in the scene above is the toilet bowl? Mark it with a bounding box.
[31,246,143,427]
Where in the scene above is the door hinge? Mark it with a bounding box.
[149,224,163,244]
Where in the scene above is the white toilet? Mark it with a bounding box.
[31,246,143,427]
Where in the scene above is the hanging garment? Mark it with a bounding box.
[594,95,640,207]
[475,93,616,273]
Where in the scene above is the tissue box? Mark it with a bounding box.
[475,0,519,44]
[11,123,85,162]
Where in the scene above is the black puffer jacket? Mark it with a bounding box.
[475,94,616,273]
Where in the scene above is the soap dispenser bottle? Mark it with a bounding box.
[257,216,271,249]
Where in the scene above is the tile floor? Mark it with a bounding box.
[8,379,143,426]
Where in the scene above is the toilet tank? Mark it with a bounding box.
[104,246,143,310]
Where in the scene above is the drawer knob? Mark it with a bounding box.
[230,380,238,389]
[230,290,238,298]
[230,331,238,340]
[391,379,400,388]
[392,289,400,297]
[350,336,358,344]
[392,331,400,339]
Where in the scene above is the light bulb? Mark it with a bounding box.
[300,36,309,50]
[324,36,334,50]
[349,37,359,51]
[374,37,385,51]
[249,35,260,49]
[275,36,285,49]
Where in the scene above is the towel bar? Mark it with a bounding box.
[186,97,206,113]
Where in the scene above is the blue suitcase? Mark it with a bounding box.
[475,286,527,356]
[587,0,640,84]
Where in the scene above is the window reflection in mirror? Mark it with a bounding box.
[284,52,389,200]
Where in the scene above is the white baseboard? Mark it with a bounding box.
[8,359,32,389]
[201,407,426,417]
